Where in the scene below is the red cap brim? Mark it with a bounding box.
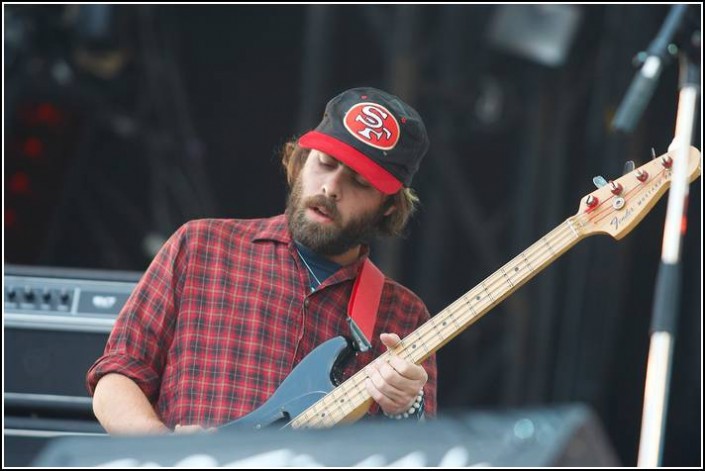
[299,131,402,195]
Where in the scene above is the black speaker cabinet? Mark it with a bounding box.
[4,265,141,466]
[33,405,620,467]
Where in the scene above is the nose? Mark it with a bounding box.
[321,169,344,200]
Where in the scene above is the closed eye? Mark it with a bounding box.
[353,176,372,188]
[318,155,338,169]
[316,154,373,189]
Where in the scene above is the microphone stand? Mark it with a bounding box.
[612,5,690,132]
[636,31,700,467]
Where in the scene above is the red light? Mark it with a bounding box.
[9,172,31,195]
[23,137,44,158]
[18,103,63,126]
[37,103,62,125]
[5,208,17,228]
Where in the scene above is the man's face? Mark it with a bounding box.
[286,150,391,256]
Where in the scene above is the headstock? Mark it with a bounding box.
[575,146,701,240]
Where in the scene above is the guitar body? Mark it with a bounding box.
[219,336,354,430]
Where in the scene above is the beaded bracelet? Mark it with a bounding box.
[383,389,425,420]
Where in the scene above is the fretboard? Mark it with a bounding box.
[290,216,585,429]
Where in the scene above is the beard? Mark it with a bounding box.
[285,178,386,256]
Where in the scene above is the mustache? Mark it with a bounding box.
[304,194,341,223]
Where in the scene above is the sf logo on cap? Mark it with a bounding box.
[344,103,400,151]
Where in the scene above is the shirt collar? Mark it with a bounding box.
[252,214,291,244]
[324,249,369,285]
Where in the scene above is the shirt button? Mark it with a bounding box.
[304,298,310,308]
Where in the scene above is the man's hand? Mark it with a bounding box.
[364,332,428,416]
[174,424,216,434]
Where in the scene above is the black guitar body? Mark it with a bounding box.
[219,336,354,430]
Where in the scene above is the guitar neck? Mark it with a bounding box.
[291,216,585,429]
[282,147,700,430]
[402,216,585,363]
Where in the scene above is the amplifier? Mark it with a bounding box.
[4,264,140,415]
[32,405,620,467]
[4,265,142,465]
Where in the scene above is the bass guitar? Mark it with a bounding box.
[222,147,701,431]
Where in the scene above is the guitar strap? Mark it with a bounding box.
[346,258,384,352]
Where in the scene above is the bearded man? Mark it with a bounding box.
[87,88,437,434]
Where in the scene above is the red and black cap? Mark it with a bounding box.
[299,87,430,195]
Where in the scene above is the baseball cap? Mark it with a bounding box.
[298,87,429,195]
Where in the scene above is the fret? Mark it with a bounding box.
[448,310,463,330]
[565,218,580,238]
[463,293,479,316]
[509,260,525,285]
[541,236,555,256]
[481,281,495,302]
[500,266,515,288]
[521,252,534,271]
[431,319,446,344]
[409,333,431,362]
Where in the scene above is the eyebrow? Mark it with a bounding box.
[319,154,371,186]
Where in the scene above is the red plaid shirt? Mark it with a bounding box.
[86,214,437,428]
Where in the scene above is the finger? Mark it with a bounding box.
[365,376,410,415]
[376,360,426,405]
[174,424,203,434]
[366,363,407,403]
[387,356,429,382]
[365,375,394,411]
[365,376,419,416]
[380,332,402,350]
[369,354,425,391]
[370,359,412,390]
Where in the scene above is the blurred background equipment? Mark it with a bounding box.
[3,265,137,466]
[33,405,618,467]
[487,5,582,67]
[3,4,701,467]
[4,5,217,270]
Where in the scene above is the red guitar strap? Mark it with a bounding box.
[346,259,384,352]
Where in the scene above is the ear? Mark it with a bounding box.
[383,204,397,217]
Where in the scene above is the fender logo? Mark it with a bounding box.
[610,206,634,231]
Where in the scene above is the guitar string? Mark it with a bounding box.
[408,165,668,357]
[431,168,665,329]
[297,221,583,428]
[299,220,585,428]
[427,163,670,337]
[302,219,661,426]
[370,170,660,366]
[295,172,668,428]
[295,221,582,429]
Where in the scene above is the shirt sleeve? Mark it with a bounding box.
[85,223,191,401]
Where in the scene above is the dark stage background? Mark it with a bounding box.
[4,4,701,466]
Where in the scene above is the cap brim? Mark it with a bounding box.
[299,131,402,195]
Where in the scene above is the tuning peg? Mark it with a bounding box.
[661,154,673,168]
[651,148,657,159]
[585,195,599,209]
[623,160,636,175]
[592,176,608,189]
[609,180,623,195]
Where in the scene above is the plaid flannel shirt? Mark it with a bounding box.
[86,214,437,428]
